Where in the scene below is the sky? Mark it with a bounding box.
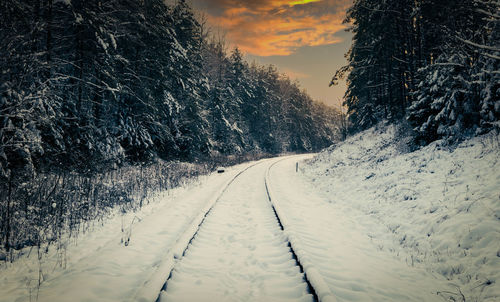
[188,0,353,108]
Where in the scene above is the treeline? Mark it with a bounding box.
[0,0,338,178]
[0,0,339,253]
[334,0,499,144]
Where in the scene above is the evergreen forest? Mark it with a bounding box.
[0,0,340,252]
[333,0,499,144]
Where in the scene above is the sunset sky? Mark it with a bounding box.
[188,0,353,107]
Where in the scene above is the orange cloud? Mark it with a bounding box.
[193,0,351,56]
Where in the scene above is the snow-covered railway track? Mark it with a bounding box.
[132,161,265,302]
[155,158,317,302]
[265,158,336,302]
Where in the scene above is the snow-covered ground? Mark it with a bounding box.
[296,124,500,302]
[1,125,498,302]
[270,157,453,301]
[159,160,313,302]
[0,161,257,302]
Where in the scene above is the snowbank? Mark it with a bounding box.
[302,124,500,301]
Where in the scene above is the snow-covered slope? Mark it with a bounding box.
[301,124,500,301]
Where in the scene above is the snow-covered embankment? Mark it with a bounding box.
[298,124,499,301]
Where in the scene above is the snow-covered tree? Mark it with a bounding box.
[408,54,479,143]
[0,0,340,252]
[337,0,499,142]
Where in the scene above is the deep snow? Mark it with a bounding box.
[299,124,500,302]
[0,161,258,302]
[270,157,454,301]
[158,160,313,302]
[0,125,498,302]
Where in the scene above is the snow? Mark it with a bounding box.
[290,124,500,302]
[109,33,117,50]
[1,124,498,302]
[266,159,337,302]
[75,13,83,24]
[0,162,257,302]
[54,0,71,5]
[96,33,108,51]
[159,160,313,302]
[270,157,451,301]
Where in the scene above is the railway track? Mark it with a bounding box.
[265,158,336,302]
[154,156,326,302]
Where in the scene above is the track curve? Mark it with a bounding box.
[156,157,316,302]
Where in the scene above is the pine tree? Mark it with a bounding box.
[337,0,499,141]
[408,0,496,143]
[170,0,210,159]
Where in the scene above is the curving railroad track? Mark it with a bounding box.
[155,156,324,302]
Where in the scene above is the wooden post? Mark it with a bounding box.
[296,162,298,173]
